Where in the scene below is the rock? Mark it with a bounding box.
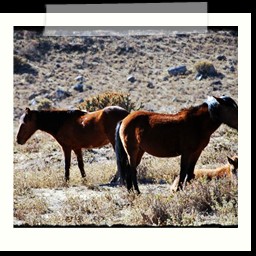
[127,75,136,83]
[216,55,227,61]
[167,65,187,76]
[56,87,71,100]
[211,80,222,91]
[75,75,84,82]
[86,85,93,90]
[230,66,235,72]
[210,80,222,86]
[116,45,135,55]
[195,73,203,80]
[28,93,38,100]
[73,83,84,92]
[147,82,154,89]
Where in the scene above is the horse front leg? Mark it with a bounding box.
[73,148,86,179]
[178,151,202,190]
[62,147,71,181]
[177,154,190,190]
[186,151,202,183]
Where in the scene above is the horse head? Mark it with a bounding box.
[214,95,238,130]
[16,107,37,145]
[206,95,238,130]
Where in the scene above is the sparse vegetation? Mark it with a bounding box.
[13,28,238,227]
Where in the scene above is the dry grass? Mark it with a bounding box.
[13,28,238,227]
[13,162,238,226]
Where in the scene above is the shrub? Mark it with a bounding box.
[194,60,217,77]
[36,98,53,110]
[77,92,143,112]
[19,38,52,62]
[14,55,38,75]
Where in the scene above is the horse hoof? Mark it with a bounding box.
[109,175,118,184]
[81,177,87,185]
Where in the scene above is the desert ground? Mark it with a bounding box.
[13,27,238,227]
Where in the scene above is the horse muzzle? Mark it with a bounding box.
[16,138,25,145]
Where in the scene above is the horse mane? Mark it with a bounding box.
[181,104,206,114]
[35,109,85,134]
[37,109,85,115]
[204,96,222,121]
[176,102,208,121]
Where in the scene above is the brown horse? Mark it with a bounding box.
[16,106,129,181]
[115,96,238,194]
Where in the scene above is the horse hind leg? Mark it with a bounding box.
[126,165,133,192]
[131,149,144,194]
[109,141,121,184]
[62,147,72,181]
[73,148,86,178]
[131,166,140,194]
[127,149,144,194]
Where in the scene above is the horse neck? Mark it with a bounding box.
[193,104,222,136]
[35,110,68,136]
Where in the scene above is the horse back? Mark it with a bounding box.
[101,106,130,145]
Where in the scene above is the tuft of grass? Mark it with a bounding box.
[36,98,53,110]
[194,60,217,77]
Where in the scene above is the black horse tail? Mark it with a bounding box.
[115,120,129,185]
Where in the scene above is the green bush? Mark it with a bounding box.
[77,92,143,112]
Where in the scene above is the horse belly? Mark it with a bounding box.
[64,124,109,149]
[79,133,109,148]
[141,140,181,157]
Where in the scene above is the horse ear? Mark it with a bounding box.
[25,107,31,114]
[227,156,234,165]
[213,96,225,105]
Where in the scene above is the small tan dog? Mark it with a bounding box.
[171,156,238,191]
[194,155,238,179]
